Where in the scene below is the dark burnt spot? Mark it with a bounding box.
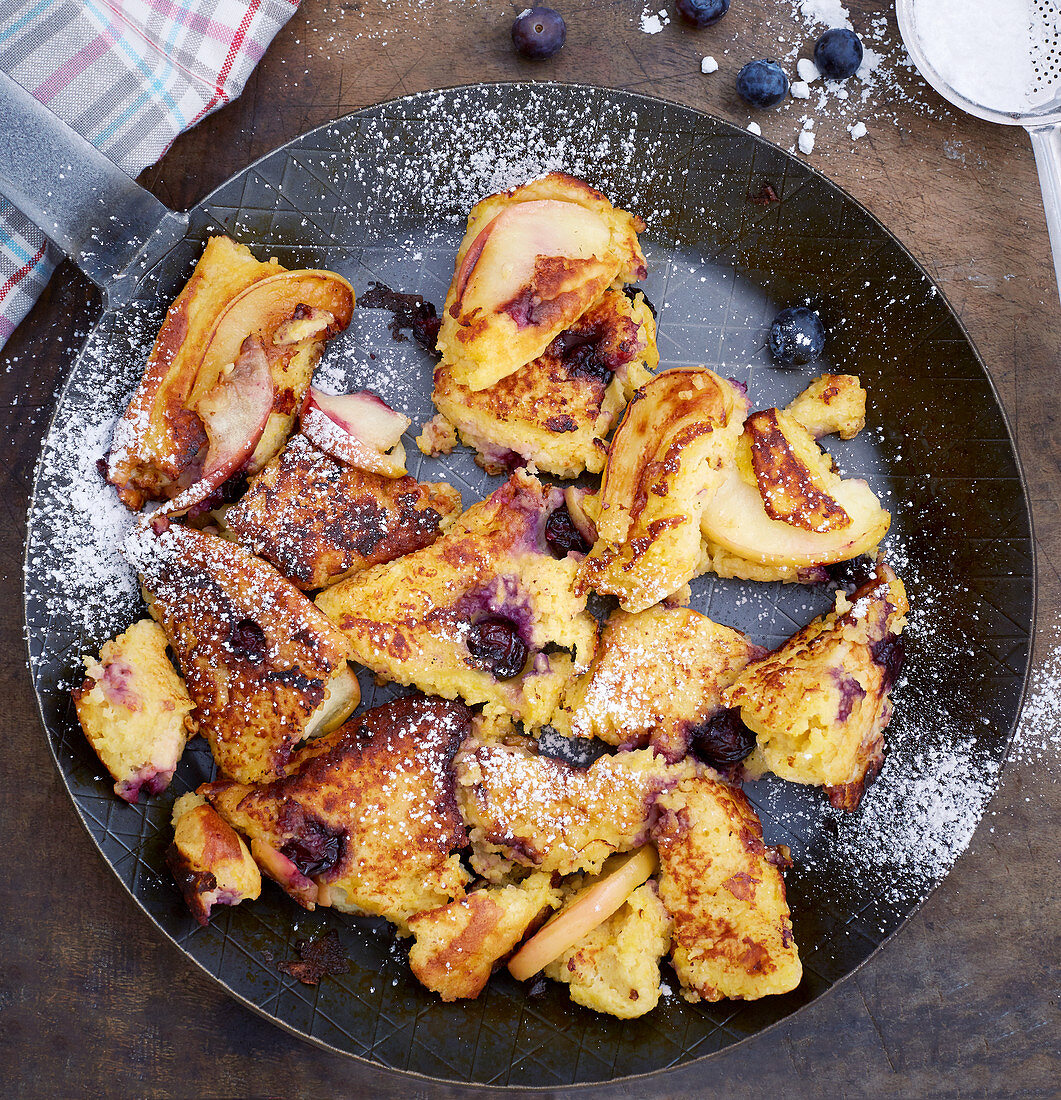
[623,285,657,318]
[544,504,591,558]
[544,414,579,433]
[323,496,389,558]
[870,635,905,691]
[466,617,529,679]
[360,281,442,354]
[689,708,757,767]
[95,456,109,480]
[277,929,349,985]
[227,618,267,664]
[278,802,347,877]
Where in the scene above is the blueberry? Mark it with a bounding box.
[813,27,863,80]
[466,617,529,679]
[676,0,730,28]
[689,708,757,766]
[768,306,826,367]
[736,59,789,109]
[537,726,610,769]
[512,7,566,60]
[227,617,266,663]
[544,504,590,558]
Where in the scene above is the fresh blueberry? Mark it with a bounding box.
[768,306,826,367]
[736,59,789,109]
[512,7,566,60]
[813,27,864,80]
[689,708,757,766]
[676,0,730,28]
[544,504,591,558]
[466,617,529,679]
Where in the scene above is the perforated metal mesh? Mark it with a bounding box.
[1033,0,1061,94]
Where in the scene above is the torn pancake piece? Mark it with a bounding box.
[315,469,597,731]
[653,770,801,1002]
[578,368,748,613]
[202,694,472,929]
[722,562,908,811]
[454,739,691,879]
[224,433,461,590]
[72,618,196,803]
[430,289,657,478]
[555,605,764,761]
[407,873,561,1001]
[437,173,647,391]
[128,521,354,784]
[167,792,261,925]
[543,879,672,1018]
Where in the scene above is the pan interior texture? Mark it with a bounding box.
[24,84,1033,1087]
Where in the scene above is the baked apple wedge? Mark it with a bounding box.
[578,368,747,612]
[438,173,647,391]
[106,235,353,509]
[300,387,411,478]
[701,407,889,579]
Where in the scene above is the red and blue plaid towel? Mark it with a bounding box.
[0,0,298,348]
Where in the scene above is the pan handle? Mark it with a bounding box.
[0,69,187,303]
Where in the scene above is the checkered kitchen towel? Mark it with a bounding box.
[0,0,298,348]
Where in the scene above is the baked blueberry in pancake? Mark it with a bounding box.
[429,289,657,479]
[578,368,748,612]
[106,235,354,510]
[653,769,802,1001]
[554,605,764,762]
[722,562,908,810]
[167,792,262,925]
[72,618,196,803]
[437,173,647,391]
[314,469,598,731]
[454,739,691,879]
[407,873,561,1001]
[201,694,472,928]
[127,521,357,785]
[224,433,461,590]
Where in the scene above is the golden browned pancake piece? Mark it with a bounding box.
[224,433,461,589]
[107,235,353,508]
[437,173,647,391]
[543,880,672,1018]
[555,605,764,761]
[653,771,801,1002]
[167,792,262,925]
[315,469,597,731]
[407,873,561,1000]
[202,694,472,928]
[430,289,657,478]
[455,740,692,879]
[579,368,748,612]
[72,618,196,803]
[724,563,908,810]
[128,522,352,784]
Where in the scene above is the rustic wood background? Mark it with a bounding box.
[1,1,1057,1096]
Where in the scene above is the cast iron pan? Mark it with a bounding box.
[17,82,1034,1087]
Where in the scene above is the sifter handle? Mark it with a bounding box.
[1028,123,1061,309]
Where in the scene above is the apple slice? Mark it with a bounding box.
[300,387,411,478]
[188,270,354,408]
[249,837,318,908]
[453,199,612,316]
[702,465,890,568]
[563,486,598,545]
[507,846,658,982]
[744,408,851,533]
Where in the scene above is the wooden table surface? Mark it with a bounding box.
[1,2,1057,1096]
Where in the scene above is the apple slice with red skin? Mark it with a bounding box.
[154,335,274,518]
[249,837,318,908]
[507,846,658,981]
[300,387,411,478]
